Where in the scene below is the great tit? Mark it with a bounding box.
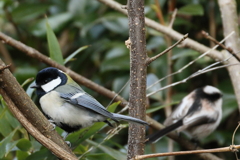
[31,67,148,137]
[146,85,222,143]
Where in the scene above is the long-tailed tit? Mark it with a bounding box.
[146,85,222,143]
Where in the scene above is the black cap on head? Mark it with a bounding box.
[32,67,67,98]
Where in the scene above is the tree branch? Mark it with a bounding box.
[146,34,188,65]
[0,31,128,106]
[0,88,78,160]
[138,121,240,160]
[127,0,147,159]
[202,30,240,62]
[133,145,239,160]
[146,117,223,160]
[0,60,76,158]
[0,30,222,160]
[217,0,240,111]
[97,0,223,61]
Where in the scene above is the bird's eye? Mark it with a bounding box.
[44,79,49,84]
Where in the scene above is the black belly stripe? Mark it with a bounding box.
[59,122,82,133]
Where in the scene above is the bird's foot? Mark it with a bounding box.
[48,119,56,130]
[65,141,71,147]
[62,132,69,140]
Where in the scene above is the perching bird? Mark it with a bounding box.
[146,85,222,143]
[31,67,148,138]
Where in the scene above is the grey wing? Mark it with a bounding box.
[60,92,117,121]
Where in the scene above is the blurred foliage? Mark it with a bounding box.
[0,0,239,159]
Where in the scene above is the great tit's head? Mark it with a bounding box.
[31,67,67,97]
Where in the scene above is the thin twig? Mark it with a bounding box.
[107,79,130,108]
[147,62,240,97]
[133,145,240,160]
[231,122,240,160]
[168,9,178,28]
[0,31,128,107]
[3,8,23,41]
[147,31,235,91]
[202,30,240,62]
[146,34,188,65]
[97,0,223,61]
[0,32,199,153]
[0,42,15,71]
[232,122,240,146]
[165,7,178,159]
[154,0,165,25]
[79,124,127,159]
[0,64,11,72]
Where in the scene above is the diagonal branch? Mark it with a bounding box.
[0,60,77,158]
[146,34,188,65]
[202,30,240,62]
[0,88,78,160]
[146,31,234,91]
[97,0,223,61]
[0,31,127,106]
[0,32,222,160]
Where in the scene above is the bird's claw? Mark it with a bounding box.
[65,141,71,147]
[48,119,56,130]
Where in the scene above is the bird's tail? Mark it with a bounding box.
[146,120,183,144]
[112,113,148,125]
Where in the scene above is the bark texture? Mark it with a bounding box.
[127,0,147,159]
[218,0,240,111]
[0,59,76,158]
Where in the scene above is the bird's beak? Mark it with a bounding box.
[30,84,40,89]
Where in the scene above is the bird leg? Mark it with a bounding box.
[48,119,56,130]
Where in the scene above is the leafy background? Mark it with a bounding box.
[0,0,239,159]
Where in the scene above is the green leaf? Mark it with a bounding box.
[5,111,20,129]
[16,150,29,160]
[31,12,73,37]
[67,121,107,148]
[107,101,120,112]
[178,4,204,16]
[16,139,32,152]
[87,140,126,160]
[13,67,38,84]
[12,3,50,22]
[64,45,89,64]
[67,102,120,148]
[5,141,19,157]
[0,118,13,137]
[21,77,34,88]
[0,129,17,158]
[172,49,199,60]
[101,55,130,72]
[101,17,128,35]
[46,20,64,65]
[26,81,36,98]
[26,148,55,160]
[146,74,162,101]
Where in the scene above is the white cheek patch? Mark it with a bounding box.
[58,69,64,73]
[41,76,61,92]
[71,92,85,99]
